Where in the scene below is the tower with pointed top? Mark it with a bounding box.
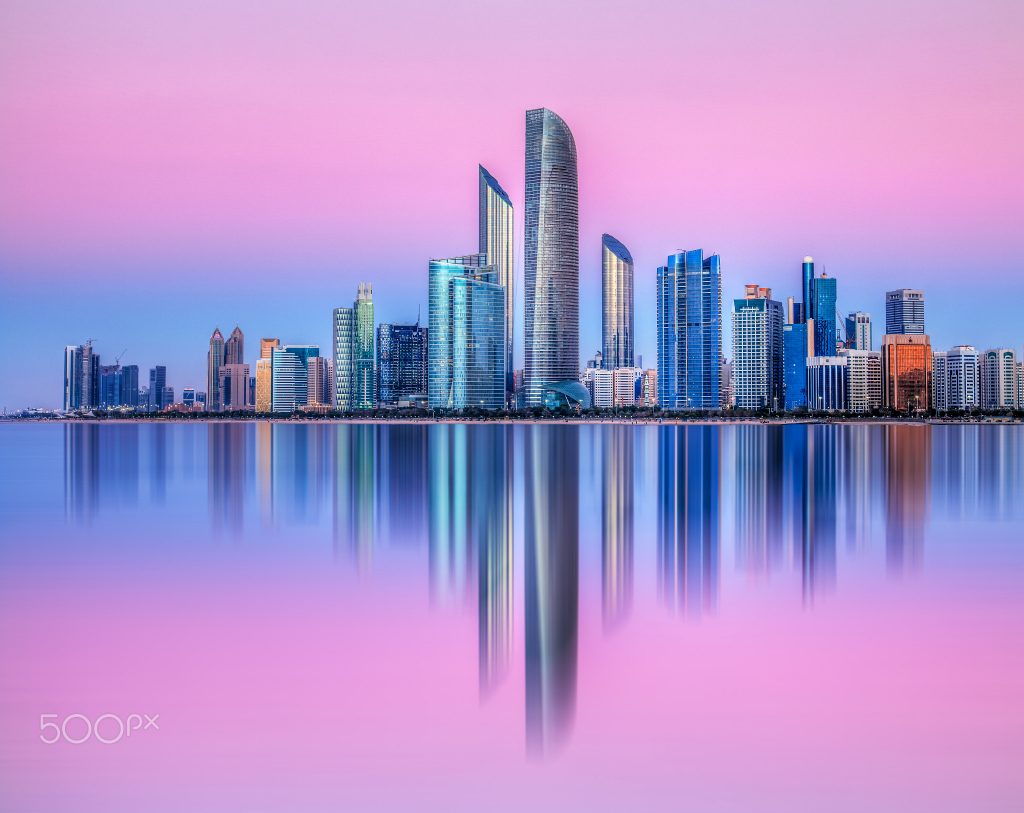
[207,328,225,411]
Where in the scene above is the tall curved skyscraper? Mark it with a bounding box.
[478,166,514,405]
[524,108,579,407]
[601,234,634,369]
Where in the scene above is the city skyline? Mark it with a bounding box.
[3,1,1023,409]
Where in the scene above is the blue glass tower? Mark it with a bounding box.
[656,249,722,409]
[801,256,814,324]
[271,345,319,413]
[428,254,506,410]
[810,274,837,356]
[783,322,811,410]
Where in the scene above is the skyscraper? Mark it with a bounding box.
[842,350,883,412]
[732,285,784,410]
[882,334,932,412]
[271,345,319,413]
[259,338,279,360]
[148,366,168,411]
[656,249,722,409]
[218,363,250,410]
[810,273,838,356]
[428,254,506,410]
[933,345,979,412]
[806,356,848,411]
[845,312,872,351]
[979,348,1018,409]
[207,329,225,411]
[885,289,925,335]
[524,108,579,407]
[306,356,332,407]
[63,342,100,411]
[479,165,514,404]
[783,320,814,410]
[354,283,376,410]
[800,256,814,324]
[601,234,634,370]
[255,358,273,413]
[377,321,428,405]
[119,365,139,407]
[225,326,244,366]
[333,306,355,410]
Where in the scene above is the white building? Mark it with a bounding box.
[612,367,640,407]
[842,350,882,412]
[591,368,614,408]
[979,348,1018,409]
[933,345,978,412]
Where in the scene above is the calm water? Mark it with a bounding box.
[1,422,1022,811]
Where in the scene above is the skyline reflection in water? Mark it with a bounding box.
[3,421,1023,810]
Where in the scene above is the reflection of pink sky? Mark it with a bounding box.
[4,559,1021,811]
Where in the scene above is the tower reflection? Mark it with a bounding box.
[525,425,579,755]
[332,424,378,566]
[601,425,634,629]
[884,424,930,575]
[208,423,251,534]
[63,423,140,522]
[428,425,471,603]
[734,426,784,575]
[658,425,720,616]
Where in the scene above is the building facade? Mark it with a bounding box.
[933,345,979,412]
[806,356,848,411]
[271,345,319,413]
[979,348,1018,410]
[428,254,506,410]
[354,283,375,409]
[783,320,813,410]
[601,234,634,370]
[524,108,579,406]
[656,249,722,409]
[885,289,925,335]
[479,165,514,404]
[732,287,784,410]
[810,274,837,356]
[148,366,169,411]
[845,312,872,351]
[333,307,355,410]
[207,329,225,411]
[218,363,250,410]
[255,358,273,413]
[882,334,932,412]
[377,322,428,405]
[842,350,882,412]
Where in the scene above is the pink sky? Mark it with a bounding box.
[1,0,1022,406]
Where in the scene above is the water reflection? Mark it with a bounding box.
[55,420,1024,753]
[524,425,579,755]
[658,425,720,616]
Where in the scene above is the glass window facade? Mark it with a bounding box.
[783,322,810,410]
[601,234,634,370]
[810,275,837,356]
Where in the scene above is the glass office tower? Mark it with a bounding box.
[885,289,925,335]
[479,165,514,404]
[732,288,784,410]
[333,306,355,410]
[656,249,722,409]
[524,108,579,406]
[207,328,225,412]
[377,322,428,405]
[601,234,634,370]
[428,254,506,410]
[271,345,319,413]
[354,283,375,410]
[810,274,838,356]
[783,321,813,410]
[800,256,814,323]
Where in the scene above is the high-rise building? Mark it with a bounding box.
[207,328,225,411]
[589,368,614,408]
[64,342,100,410]
[99,364,120,408]
[979,348,1018,410]
[524,108,579,407]
[656,250,722,409]
[612,367,639,407]
[333,306,355,410]
[882,334,932,412]
[720,359,733,409]
[885,289,925,335]
[601,234,634,370]
[842,350,882,412]
[732,286,784,410]
[148,366,168,411]
[218,363,250,410]
[225,326,244,366]
[182,388,198,408]
[845,312,872,351]
[479,165,514,404]
[377,322,428,405]
[800,256,814,324]
[271,345,319,413]
[933,345,978,412]
[306,356,332,407]
[354,283,375,409]
[259,338,279,360]
[119,365,139,407]
[810,273,838,356]
[428,254,506,410]
[806,356,848,411]
[783,320,814,410]
[641,369,658,407]
[255,358,273,413]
